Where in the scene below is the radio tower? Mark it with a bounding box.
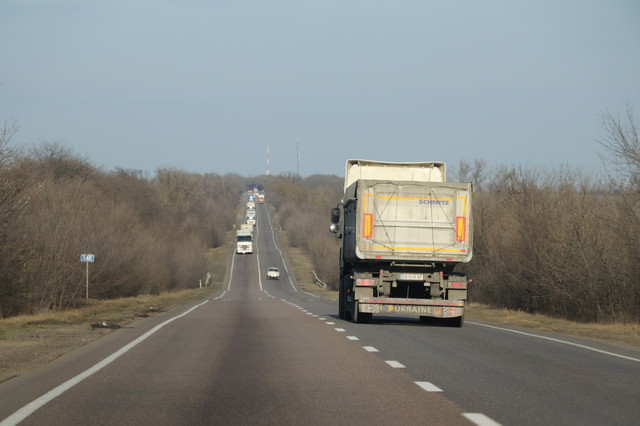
[266,145,270,176]
[296,139,300,176]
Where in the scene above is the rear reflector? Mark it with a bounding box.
[363,213,373,238]
[355,279,375,286]
[456,216,466,241]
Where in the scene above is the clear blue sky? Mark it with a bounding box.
[1,1,639,177]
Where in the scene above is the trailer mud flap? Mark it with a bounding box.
[359,303,463,318]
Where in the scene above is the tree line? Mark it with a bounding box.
[0,125,244,317]
[2,108,637,323]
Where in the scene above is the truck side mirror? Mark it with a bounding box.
[330,207,341,225]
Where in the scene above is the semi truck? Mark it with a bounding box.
[329,159,472,326]
[236,229,253,254]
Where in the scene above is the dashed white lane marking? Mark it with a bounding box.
[326,322,336,325]
[263,205,298,293]
[318,318,326,321]
[385,360,405,368]
[346,336,359,341]
[415,381,442,392]
[468,321,640,363]
[0,300,210,426]
[335,328,346,332]
[463,413,503,426]
[363,346,379,352]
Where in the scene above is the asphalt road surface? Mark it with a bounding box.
[1,203,639,425]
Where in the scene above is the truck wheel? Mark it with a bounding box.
[448,313,464,327]
[419,316,433,325]
[338,286,345,320]
[352,301,372,324]
[352,300,360,323]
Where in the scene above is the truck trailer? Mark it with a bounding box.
[329,159,472,326]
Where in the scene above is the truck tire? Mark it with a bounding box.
[352,300,360,323]
[448,313,464,328]
[338,277,345,319]
[351,300,372,324]
[419,316,433,325]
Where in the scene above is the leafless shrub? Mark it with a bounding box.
[0,145,241,317]
[470,166,640,322]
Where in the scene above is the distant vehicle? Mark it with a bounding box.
[257,194,265,204]
[267,267,280,280]
[236,230,253,254]
[246,215,256,226]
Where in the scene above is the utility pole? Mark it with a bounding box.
[296,139,300,176]
[266,145,270,176]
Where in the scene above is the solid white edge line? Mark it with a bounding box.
[467,321,640,363]
[385,360,405,368]
[0,300,210,426]
[256,250,263,292]
[212,290,226,300]
[226,251,236,293]
[263,203,298,292]
[463,413,503,426]
[415,381,443,392]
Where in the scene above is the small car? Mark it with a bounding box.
[267,267,280,280]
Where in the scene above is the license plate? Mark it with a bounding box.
[398,273,424,281]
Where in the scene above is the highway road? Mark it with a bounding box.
[1,203,639,425]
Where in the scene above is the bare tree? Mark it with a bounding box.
[454,159,488,191]
[0,120,19,166]
[597,106,640,185]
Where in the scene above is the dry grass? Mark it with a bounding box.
[465,302,640,350]
[0,236,229,384]
[208,229,235,288]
